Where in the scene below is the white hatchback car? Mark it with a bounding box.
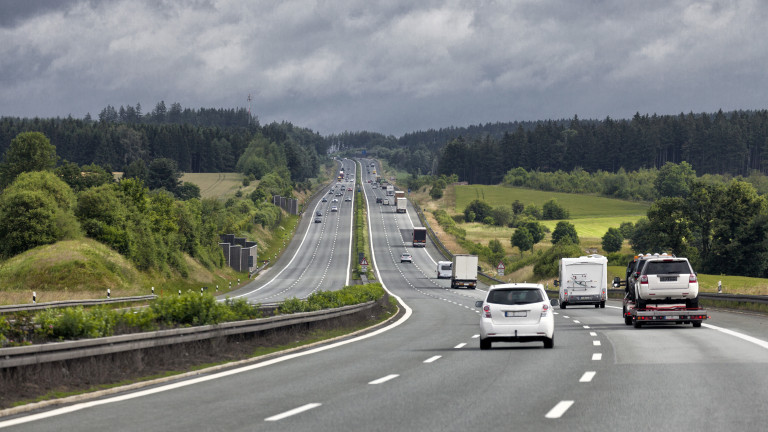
[475,283,557,350]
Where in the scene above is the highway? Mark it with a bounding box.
[2,158,768,431]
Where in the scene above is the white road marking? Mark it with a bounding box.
[583,325,590,329]
[589,332,597,337]
[593,340,601,346]
[579,371,596,383]
[703,323,768,350]
[563,316,569,318]
[592,353,602,361]
[472,334,480,338]
[265,403,322,421]
[454,343,467,349]
[573,320,580,324]
[424,355,442,363]
[545,400,574,419]
[369,374,399,385]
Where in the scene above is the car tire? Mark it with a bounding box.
[624,315,633,326]
[600,301,605,308]
[543,335,554,349]
[560,302,567,309]
[686,298,699,309]
[633,318,642,329]
[480,339,491,350]
[594,304,600,308]
[692,321,702,328]
[636,298,646,309]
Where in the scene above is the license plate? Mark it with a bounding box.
[660,276,677,282]
[506,311,527,317]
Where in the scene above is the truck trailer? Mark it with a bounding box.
[555,254,607,309]
[412,227,427,247]
[451,254,478,289]
[396,197,407,213]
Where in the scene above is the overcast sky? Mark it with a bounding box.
[1,0,767,137]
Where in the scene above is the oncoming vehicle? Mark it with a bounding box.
[475,284,557,350]
[400,252,412,263]
[436,261,452,278]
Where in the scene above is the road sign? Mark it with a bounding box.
[360,257,369,266]
[497,261,505,276]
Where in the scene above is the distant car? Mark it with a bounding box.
[368,179,371,183]
[475,283,557,350]
[328,190,333,194]
[322,197,327,202]
[331,206,338,212]
[383,198,389,205]
[376,197,382,203]
[400,252,412,263]
[345,196,352,202]
[332,198,338,203]
[314,217,322,223]
[316,211,322,216]
[336,192,342,196]
[347,187,352,191]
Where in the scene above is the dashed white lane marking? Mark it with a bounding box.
[573,320,580,324]
[583,325,590,329]
[589,332,597,337]
[424,356,442,363]
[265,403,322,422]
[471,334,479,338]
[545,400,574,419]
[579,371,596,383]
[563,316,570,319]
[593,340,601,346]
[592,353,602,361]
[454,343,467,349]
[369,374,399,385]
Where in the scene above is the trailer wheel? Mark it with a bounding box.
[633,318,642,328]
[560,302,567,310]
[624,315,632,326]
[594,304,600,308]
[692,321,702,328]
[480,338,492,350]
[600,301,606,308]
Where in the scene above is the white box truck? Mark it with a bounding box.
[386,185,395,196]
[396,197,407,213]
[451,254,478,289]
[437,261,452,278]
[555,254,607,309]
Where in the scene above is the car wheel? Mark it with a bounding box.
[594,304,600,308]
[686,298,699,309]
[624,314,633,326]
[560,302,567,309]
[543,335,554,349]
[692,321,702,328]
[479,338,491,350]
[636,298,646,309]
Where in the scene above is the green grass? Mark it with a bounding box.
[181,173,256,199]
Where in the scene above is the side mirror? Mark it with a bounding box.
[475,300,483,308]
[550,298,559,307]
[613,276,621,288]
[553,280,560,287]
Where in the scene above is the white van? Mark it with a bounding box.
[555,254,608,309]
[437,261,452,279]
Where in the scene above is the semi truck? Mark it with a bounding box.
[554,254,608,309]
[395,190,405,199]
[412,227,427,247]
[614,253,708,328]
[451,254,478,289]
[396,197,407,213]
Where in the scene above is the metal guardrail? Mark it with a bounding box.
[0,295,157,314]
[0,300,377,369]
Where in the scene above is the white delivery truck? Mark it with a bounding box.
[386,185,395,196]
[437,261,452,278]
[396,197,407,213]
[555,254,607,309]
[451,254,478,289]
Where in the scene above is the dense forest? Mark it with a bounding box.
[0,102,326,182]
[330,110,768,183]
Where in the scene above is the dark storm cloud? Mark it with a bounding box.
[1,0,767,136]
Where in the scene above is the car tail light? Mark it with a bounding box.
[541,304,549,317]
[563,288,568,299]
[601,288,606,300]
[689,274,697,283]
[483,305,491,318]
[640,275,648,285]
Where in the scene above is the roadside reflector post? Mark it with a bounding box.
[201,287,204,296]
[151,286,155,295]
[178,290,181,296]
[33,291,36,304]
[718,280,722,294]
[107,289,111,299]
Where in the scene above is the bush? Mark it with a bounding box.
[533,242,583,278]
[278,283,386,314]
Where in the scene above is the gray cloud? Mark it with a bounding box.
[1,0,767,136]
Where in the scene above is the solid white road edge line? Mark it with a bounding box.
[702,323,768,350]
[579,371,596,383]
[265,403,322,422]
[545,401,574,419]
[369,374,399,385]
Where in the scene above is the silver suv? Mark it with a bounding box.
[632,254,699,308]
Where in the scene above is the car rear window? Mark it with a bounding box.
[440,264,452,271]
[487,288,543,305]
[644,260,691,275]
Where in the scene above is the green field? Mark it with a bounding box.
[181,173,255,199]
[454,185,649,240]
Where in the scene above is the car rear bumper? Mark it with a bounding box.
[480,320,554,339]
